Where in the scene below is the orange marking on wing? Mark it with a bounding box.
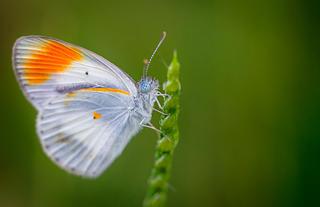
[93,112,102,120]
[64,92,77,106]
[66,92,77,98]
[80,88,130,95]
[23,40,83,85]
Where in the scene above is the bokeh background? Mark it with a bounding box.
[1,0,320,206]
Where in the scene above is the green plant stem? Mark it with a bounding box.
[143,51,181,207]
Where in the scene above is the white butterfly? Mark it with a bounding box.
[12,32,166,178]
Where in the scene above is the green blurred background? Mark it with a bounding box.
[1,0,320,206]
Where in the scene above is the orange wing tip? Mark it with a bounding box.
[22,39,84,85]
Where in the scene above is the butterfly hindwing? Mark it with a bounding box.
[37,89,141,178]
[12,36,137,110]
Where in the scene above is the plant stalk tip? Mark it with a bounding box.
[143,51,181,207]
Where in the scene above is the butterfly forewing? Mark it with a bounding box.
[12,36,137,109]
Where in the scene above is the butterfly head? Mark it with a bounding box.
[138,77,159,94]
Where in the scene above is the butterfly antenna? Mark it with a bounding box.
[143,31,167,78]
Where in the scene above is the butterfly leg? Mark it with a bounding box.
[142,123,161,134]
[152,107,168,116]
[156,91,170,99]
[155,98,164,110]
[140,119,162,134]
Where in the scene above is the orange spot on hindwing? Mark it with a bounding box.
[93,112,102,120]
[23,40,83,85]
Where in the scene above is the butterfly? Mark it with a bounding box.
[12,32,167,178]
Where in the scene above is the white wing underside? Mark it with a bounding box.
[12,36,142,178]
[37,90,141,178]
[13,36,137,110]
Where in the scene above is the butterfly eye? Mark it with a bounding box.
[139,80,151,93]
[138,77,159,94]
